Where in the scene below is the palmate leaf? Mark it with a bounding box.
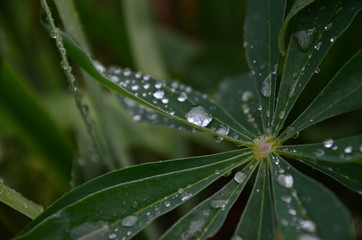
[60,31,256,146]
[243,0,286,132]
[270,153,353,240]
[216,73,263,136]
[161,161,258,240]
[233,161,275,240]
[296,158,362,193]
[279,49,362,142]
[278,0,316,55]
[272,0,362,135]
[17,150,253,239]
[276,135,362,163]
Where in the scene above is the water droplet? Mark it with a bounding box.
[266,110,271,117]
[300,219,316,232]
[93,60,105,73]
[121,215,138,227]
[177,92,187,102]
[330,37,336,43]
[314,67,320,73]
[261,73,272,97]
[315,149,325,157]
[324,23,332,31]
[293,28,316,51]
[241,91,253,102]
[210,199,229,209]
[257,105,262,111]
[243,41,248,48]
[344,146,353,154]
[278,174,294,188]
[164,201,171,207]
[181,192,192,201]
[185,106,213,127]
[359,144,362,152]
[314,42,322,50]
[288,208,297,215]
[292,72,298,78]
[131,85,139,91]
[279,111,285,119]
[109,233,117,239]
[153,90,164,99]
[234,171,246,184]
[282,196,292,203]
[155,82,162,89]
[298,234,320,240]
[323,139,334,148]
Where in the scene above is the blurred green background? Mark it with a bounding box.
[0,0,361,239]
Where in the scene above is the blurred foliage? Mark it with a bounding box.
[0,0,361,239]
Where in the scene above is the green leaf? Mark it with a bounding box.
[278,0,316,56]
[270,153,353,240]
[296,158,362,193]
[0,61,73,188]
[244,0,286,132]
[233,161,275,240]
[161,161,258,240]
[216,73,263,136]
[17,150,253,239]
[272,0,362,135]
[60,31,256,145]
[0,180,43,220]
[279,49,362,142]
[276,135,362,163]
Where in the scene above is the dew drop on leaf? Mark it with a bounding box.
[177,92,187,102]
[209,199,229,209]
[153,90,164,99]
[293,28,316,51]
[344,146,353,153]
[234,171,246,184]
[108,233,117,239]
[315,149,325,157]
[314,42,322,50]
[261,73,272,97]
[279,111,285,119]
[121,215,138,227]
[314,67,320,73]
[298,234,320,240]
[185,106,213,127]
[241,91,253,102]
[323,138,334,148]
[277,174,294,188]
[300,219,316,232]
[324,23,332,31]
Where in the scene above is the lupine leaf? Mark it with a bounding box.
[17,150,253,239]
[233,161,275,240]
[0,181,43,220]
[278,0,316,55]
[161,161,258,240]
[60,31,256,146]
[276,135,362,163]
[270,153,353,240]
[273,0,362,135]
[216,73,263,136]
[279,49,362,142]
[296,158,362,193]
[244,0,286,132]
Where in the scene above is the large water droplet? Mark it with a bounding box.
[210,199,229,209]
[181,192,193,201]
[234,171,246,184]
[300,219,316,232]
[344,146,352,153]
[293,28,316,51]
[185,106,213,127]
[277,174,294,188]
[261,73,272,97]
[121,215,138,227]
[323,139,334,148]
[153,90,165,99]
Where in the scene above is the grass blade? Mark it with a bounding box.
[276,135,362,163]
[244,0,286,132]
[161,161,258,240]
[270,153,353,240]
[273,0,362,135]
[279,50,362,142]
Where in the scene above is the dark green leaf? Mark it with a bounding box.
[0,61,73,188]
[276,135,362,163]
[233,161,275,240]
[278,0,316,55]
[279,49,362,142]
[270,153,353,240]
[244,0,286,132]
[216,73,263,136]
[273,0,362,135]
[17,150,252,239]
[61,31,256,145]
[161,161,258,240]
[296,158,362,193]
